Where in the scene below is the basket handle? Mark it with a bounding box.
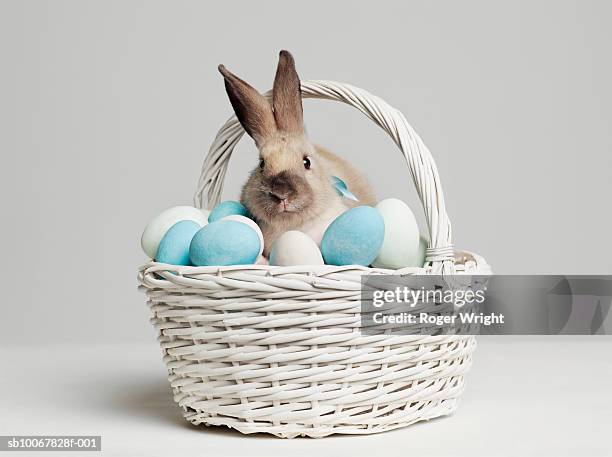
[194,80,455,273]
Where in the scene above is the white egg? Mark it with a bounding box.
[416,236,428,268]
[372,198,422,269]
[255,255,269,265]
[221,215,264,257]
[269,231,324,266]
[141,206,210,259]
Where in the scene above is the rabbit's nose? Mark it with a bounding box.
[270,174,295,200]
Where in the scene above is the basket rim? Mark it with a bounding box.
[138,249,488,277]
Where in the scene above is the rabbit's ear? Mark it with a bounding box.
[272,50,304,134]
[218,64,276,145]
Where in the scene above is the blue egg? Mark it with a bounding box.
[156,220,202,265]
[321,206,385,266]
[208,200,251,223]
[189,220,260,266]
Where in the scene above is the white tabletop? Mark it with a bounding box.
[1,337,610,457]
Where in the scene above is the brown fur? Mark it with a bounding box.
[272,51,303,134]
[218,64,276,145]
[219,50,376,256]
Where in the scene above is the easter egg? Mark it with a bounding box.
[415,236,428,267]
[189,220,260,266]
[156,220,201,265]
[372,198,422,269]
[208,200,251,223]
[221,215,264,257]
[269,231,324,266]
[141,206,210,259]
[255,255,270,266]
[321,206,385,266]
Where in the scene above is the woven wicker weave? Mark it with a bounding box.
[138,80,491,438]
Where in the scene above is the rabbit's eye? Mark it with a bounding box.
[259,158,265,170]
[303,156,312,170]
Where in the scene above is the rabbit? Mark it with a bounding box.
[218,50,376,256]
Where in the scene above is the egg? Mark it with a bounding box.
[372,198,422,269]
[189,220,261,266]
[156,220,201,265]
[255,255,270,265]
[141,206,210,259]
[415,236,428,267]
[208,200,251,223]
[269,231,324,266]
[221,215,264,257]
[321,206,385,266]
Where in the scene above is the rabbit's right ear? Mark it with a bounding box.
[218,64,276,145]
[272,50,303,134]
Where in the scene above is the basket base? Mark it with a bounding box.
[139,258,487,439]
[181,398,458,439]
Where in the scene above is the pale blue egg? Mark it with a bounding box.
[321,206,385,266]
[156,220,202,265]
[189,220,260,266]
[208,200,251,223]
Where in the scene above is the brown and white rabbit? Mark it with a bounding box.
[218,50,376,256]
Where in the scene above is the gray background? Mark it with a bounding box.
[1,0,611,344]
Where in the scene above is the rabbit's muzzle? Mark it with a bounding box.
[261,170,313,216]
[269,172,296,202]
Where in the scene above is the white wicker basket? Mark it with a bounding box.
[138,80,491,438]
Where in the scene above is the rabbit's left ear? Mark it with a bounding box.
[272,50,304,135]
[218,64,277,146]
